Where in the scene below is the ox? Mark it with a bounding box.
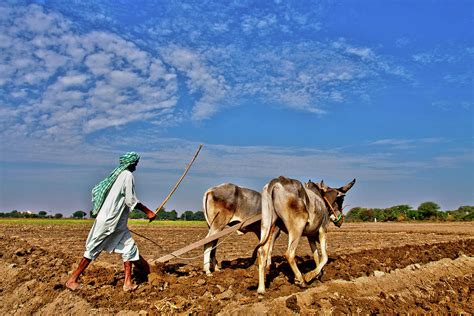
[202,183,261,275]
[257,176,355,294]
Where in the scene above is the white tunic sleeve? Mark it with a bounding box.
[124,172,139,210]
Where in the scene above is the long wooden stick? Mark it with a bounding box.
[154,144,203,214]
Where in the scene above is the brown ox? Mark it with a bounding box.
[257,176,355,294]
[202,183,261,275]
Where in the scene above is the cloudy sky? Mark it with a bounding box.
[0,0,472,215]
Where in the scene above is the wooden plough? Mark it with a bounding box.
[154,214,261,263]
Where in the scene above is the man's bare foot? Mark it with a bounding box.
[123,284,138,292]
[65,279,82,291]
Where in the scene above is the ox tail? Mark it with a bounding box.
[202,190,212,228]
[254,183,275,251]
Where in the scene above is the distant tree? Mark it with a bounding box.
[372,208,385,222]
[346,207,365,222]
[360,208,375,222]
[192,211,206,221]
[180,211,195,221]
[129,209,147,219]
[167,210,178,220]
[156,209,178,220]
[406,209,419,220]
[156,208,169,220]
[447,206,474,221]
[387,205,413,221]
[54,213,63,219]
[89,210,97,219]
[417,202,440,219]
[38,211,47,218]
[72,211,87,219]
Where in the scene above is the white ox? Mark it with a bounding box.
[257,176,355,294]
[202,183,261,275]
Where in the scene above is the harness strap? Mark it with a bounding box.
[323,195,343,225]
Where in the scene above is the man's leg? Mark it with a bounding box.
[65,257,91,290]
[123,261,137,291]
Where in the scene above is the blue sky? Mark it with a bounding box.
[0,0,472,215]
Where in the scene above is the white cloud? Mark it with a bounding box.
[0,4,179,144]
[58,73,88,86]
[412,50,459,65]
[85,53,113,75]
[161,46,229,119]
[345,47,375,60]
[370,138,446,150]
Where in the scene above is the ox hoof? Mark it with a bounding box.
[304,270,323,283]
[295,279,307,288]
[303,273,313,283]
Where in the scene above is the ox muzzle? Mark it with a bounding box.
[330,213,344,227]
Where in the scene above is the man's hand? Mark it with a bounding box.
[137,203,156,223]
[146,211,156,223]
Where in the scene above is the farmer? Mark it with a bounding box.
[65,152,156,292]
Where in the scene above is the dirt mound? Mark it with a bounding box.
[220,255,474,315]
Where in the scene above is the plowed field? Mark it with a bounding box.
[0,221,472,315]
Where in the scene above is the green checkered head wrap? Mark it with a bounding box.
[91,152,140,216]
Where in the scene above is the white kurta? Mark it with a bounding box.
[84,170,140,262]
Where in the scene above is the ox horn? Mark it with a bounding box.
[339,178,356,193]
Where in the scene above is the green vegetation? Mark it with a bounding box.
[0,218,92,225]
[2,202,472,223]
[0,218,207,227]
[346,202,474,222]
[72,211,87,219]
[0,207,205,221]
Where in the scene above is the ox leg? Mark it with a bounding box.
[305,228,328,283]
[266,226,280,268]
[203,227,221,275]
[210,240,220,271]
[285,229,306,287]
[307,235,320,267]
[203,240,213,275]
[257,234,274,294]
[285,222,307,288]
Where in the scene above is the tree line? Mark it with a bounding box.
[2,202,473,222]
[0,208,206,221]
[0,210,65,219]
[346,202,473,222]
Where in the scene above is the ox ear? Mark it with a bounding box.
[316,180,328,193]
[339,178,356,193]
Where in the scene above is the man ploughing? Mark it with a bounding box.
[66,152,157,292]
